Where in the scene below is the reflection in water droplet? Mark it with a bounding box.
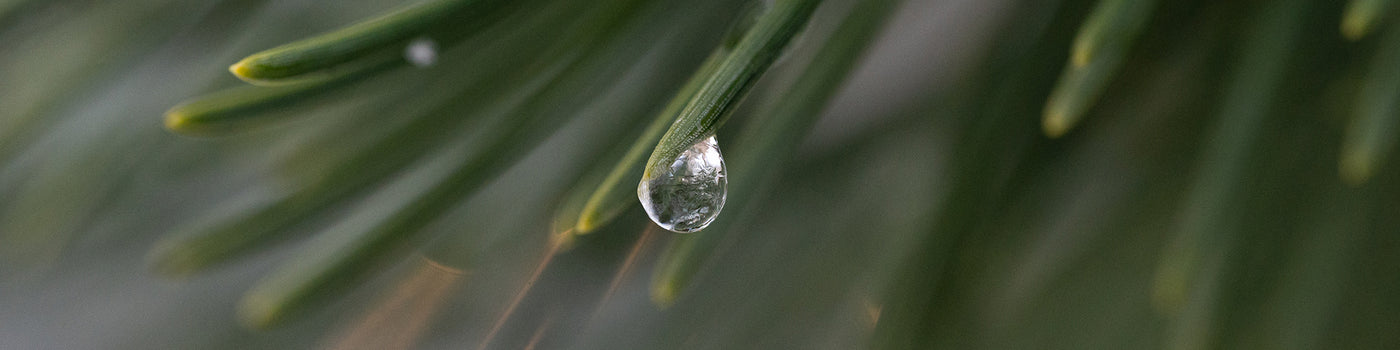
[404,37,438,67]
[638,136,728,233]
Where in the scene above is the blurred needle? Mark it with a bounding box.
[475,234,566,350]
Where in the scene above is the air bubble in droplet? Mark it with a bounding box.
[404,37,438,67]
[638,136,727,233]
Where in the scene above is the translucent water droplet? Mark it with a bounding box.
[638,136,727,233]
[404,37,438,67]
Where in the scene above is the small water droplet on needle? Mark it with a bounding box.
[638,136,728,233]
[404,37,438,67]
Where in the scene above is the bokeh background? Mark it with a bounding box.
[2,0,1399,349]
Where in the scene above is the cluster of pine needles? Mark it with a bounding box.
[1,0,1399,349]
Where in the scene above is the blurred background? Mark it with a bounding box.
[2,0,1398,349]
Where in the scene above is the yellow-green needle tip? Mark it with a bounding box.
[1342,17,1370,41]
[1042,111,1071,138]
[145,240,200,278]
[650,281,679,308]
[163,109,191,133]
[229,59,258,82]
[1341,0,1390,41]
[1071,42,1093,68]
[237,292,284,330]
[575,216,602,235]
[163,103,228,137]
[162,106,215,136]
[1339,149,1374,186]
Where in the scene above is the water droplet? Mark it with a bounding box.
[638,136,727,233]
[404,37,438,67]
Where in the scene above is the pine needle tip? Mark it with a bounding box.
[228,59,282,85]
[1042,112,1071,138]
[163,107,218,137]
[163,108,196,133]
[237,293,283,330]
[229,60,257,80]
[1341,18,1370,41]
[145,241,200,279]
[1071,47,1092,68]
[574,217,600,235]
[650,282,678,309]
[1339,151,1374,186]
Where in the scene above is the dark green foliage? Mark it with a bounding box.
[2,0,1400,349]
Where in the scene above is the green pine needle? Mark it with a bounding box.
[1151,2,1309,343]
[236,0,656,327]
[1340,19,1400,185]
[1043,0,1156,138]
[229,0,509,85]
[163,68,388,136]
[9,0,1400,348]
[1341,0,1393,40]
[570,50,727,235]
[641,0,823,179]
[650,0,899,306]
